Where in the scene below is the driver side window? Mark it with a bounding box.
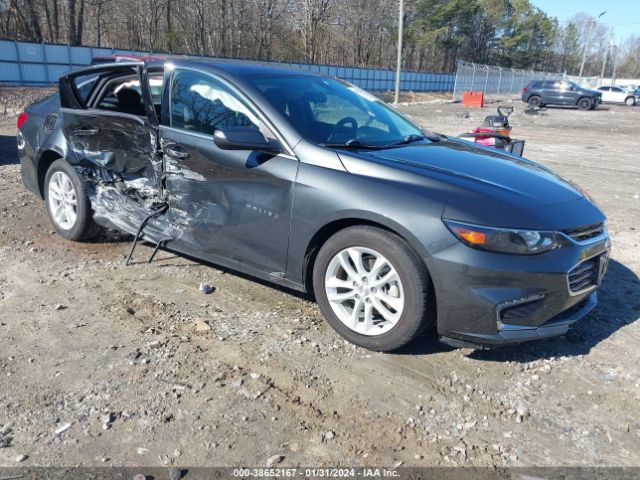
[170,69,260,135]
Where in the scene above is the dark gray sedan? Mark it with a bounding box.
[16,60,610,351]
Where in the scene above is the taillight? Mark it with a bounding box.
[522,87,529,92]
[17,111,27,129]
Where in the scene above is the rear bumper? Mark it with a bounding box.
[17,130,40,196]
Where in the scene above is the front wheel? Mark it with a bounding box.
[312,226,433,352]
[44,159,101,241]
[625,96,636,106]
[577,97,592,110]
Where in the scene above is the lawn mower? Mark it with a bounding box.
[459,106,525,156]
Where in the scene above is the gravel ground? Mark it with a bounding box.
[0,90,639,468]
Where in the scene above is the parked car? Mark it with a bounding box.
[596,85,636,106]
[521,80,602,110]
[17,60,610,351]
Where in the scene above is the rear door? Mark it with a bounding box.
[59,64,161,190]
[541,81,560,104]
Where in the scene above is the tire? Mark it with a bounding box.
[625,96,636,106]
[312,226,433,352]
[44,159,101,241]
[577,97,592,110]
[527,95,541,107]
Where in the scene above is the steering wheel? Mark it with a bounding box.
[327,116,358,143]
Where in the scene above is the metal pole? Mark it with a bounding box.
[14,40,23,85]
[579,11,606,80]
[600,30,613,84]
[451,61,459,102]
[393,0,404,104]
[611,45,619,84]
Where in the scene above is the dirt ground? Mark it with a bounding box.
[1,90,639,469]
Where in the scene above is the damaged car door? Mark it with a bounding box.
[159,68,298,276]
[59,63,162,195]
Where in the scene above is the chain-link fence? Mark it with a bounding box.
[452,60,562,101]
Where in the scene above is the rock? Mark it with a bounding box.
[267,454,284,466]
[250,372,261,380]
[54,304,66,311]
[393,461,403,467]
[0,423,12,436]
[0,436,12,448]
[325,431,335,440]
[54,423,72,435]
[199,282,214,294]
[136,447,149,455]
[173,449,182,457]
[516,400,529,421]
[147,340,162,349]
[195,319,212,332]
[232,378,244,388]
[15,454,28,463]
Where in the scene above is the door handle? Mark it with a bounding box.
[163,143,190,159]
[73,127,99,137]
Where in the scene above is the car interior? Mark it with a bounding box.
[74,67,163,118]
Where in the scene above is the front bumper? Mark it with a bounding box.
[431,229,610,346]
[441,292,597,347]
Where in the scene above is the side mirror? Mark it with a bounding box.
[214,127,282,154]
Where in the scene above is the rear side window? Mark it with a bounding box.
[73,73,99,106]
[170,69,260,135]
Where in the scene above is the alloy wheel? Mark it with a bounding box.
[324,246,405,336]
[48,171,78,230]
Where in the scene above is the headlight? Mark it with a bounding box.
[443,220,562,255]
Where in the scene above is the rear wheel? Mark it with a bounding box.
[527,95,541,107]
[44,159,101,241]
[312,226,433,352]
[577,97,592,110]
[625,96,636,106]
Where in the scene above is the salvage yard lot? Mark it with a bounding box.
[1,92,639,467]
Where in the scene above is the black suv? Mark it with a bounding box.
[522,80,602,110]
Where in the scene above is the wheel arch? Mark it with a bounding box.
[302,216,434,296]
[36,148,65,198]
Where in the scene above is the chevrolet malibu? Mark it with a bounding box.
[16,60,610,351]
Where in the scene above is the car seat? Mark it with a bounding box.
[116,88,146,116]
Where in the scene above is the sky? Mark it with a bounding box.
[532,0,640,43]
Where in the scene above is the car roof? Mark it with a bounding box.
[153,58,323,79]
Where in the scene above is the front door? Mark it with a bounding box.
[160,68,298,275]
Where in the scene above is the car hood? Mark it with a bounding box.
[339,139,583,208]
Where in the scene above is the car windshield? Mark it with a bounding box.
[247,75,428,147]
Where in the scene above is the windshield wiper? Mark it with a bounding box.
[320,139,383,150]
[382,133,441,148]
